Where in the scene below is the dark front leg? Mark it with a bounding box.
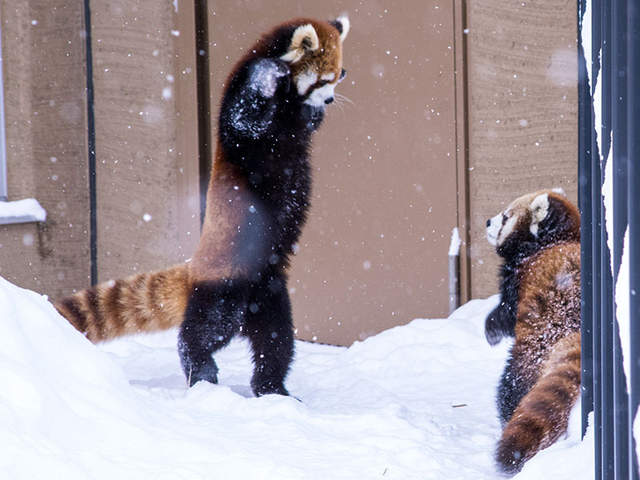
[497,355,520,425]
[486,264,519,345]
[243,275,294,397]
[497,348,535,425]
[178,281,248,387]
[221,58,290,146]
[484,301,516,346]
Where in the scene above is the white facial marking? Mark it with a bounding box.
[487,209,520,247]
[530,193,549,236]
[321,72,336,82]
[498,215,518,245]
[486,213,503,246]
[296,70,318,95]
[304,82,336,107]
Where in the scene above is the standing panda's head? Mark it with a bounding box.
[486,188,580,259]
[278,16,350,108]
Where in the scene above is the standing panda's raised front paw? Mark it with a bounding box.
[247,58,290,98]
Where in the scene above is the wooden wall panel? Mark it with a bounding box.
[466,0,578,298]
[0,0,90,298]
[91,0,200,282]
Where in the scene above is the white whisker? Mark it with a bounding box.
[334,92,354,106]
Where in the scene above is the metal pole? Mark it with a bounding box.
[448,254,459,315]
[0,24,8,202]
[626,1,640,477]
[83,0,98,285]
[590,1,604,477]
[612,1,630,478]
[578,0,594,437]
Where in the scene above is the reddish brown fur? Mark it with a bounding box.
[189,150,252,283]
[228,18,344,90]
[287,19,344,85]
[497,332,581,471]
[512,190,580,241]
[55,264,190,342]
[494,193,582,474]
[54,17,345,343]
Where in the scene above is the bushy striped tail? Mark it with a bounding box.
[55,264,191,343]
[496,332,581,474]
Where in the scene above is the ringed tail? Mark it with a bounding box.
[496,332,581,474]
[55,264,191,343]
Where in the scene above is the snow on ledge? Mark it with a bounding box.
[0,198,46,225]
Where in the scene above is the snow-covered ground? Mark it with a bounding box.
[0,276,593,479]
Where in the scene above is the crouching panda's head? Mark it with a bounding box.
[486,188,580,259]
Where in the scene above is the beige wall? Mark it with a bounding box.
[91,0,200,283]
[0,1,91,298]
[0,0,201,298]
[466,0,578,298]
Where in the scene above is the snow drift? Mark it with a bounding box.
[0,277,593,479]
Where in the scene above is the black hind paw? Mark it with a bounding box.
[186,362,219,387]
[247,58,290,98]
[178,338,220,387]
[251,378,290,397]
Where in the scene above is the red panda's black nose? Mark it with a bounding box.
[486,219,491,227]
[324,97,334,105]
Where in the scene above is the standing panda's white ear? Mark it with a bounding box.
[552,187,567,197]
[332,14,350,42]
[529,193,550,236]
[280,24,319,64]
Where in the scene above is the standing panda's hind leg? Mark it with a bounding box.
[178,280,248,387]
[244,274,295,397]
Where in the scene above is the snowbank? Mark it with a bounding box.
[0,277,593,479]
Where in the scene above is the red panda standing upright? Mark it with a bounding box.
[55,16,350,397]
[484,189,582,474]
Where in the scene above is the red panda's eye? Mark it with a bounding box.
[339,68,347,81]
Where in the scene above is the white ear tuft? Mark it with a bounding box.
[335,14,350,42]
[529,193,550,236]
[280,24,319,64]
[552,187,566,196]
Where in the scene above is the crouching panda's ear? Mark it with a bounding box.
[331,14,350,42]
[552,187,567,197]
[280,24,319,64]
[529,193,550,236]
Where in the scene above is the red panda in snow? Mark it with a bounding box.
[55,16,350,397]
[484,189,581,474]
